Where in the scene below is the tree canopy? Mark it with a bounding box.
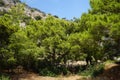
[0,0,120,75]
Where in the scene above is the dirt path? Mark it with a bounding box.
[11,73,85,80]
[10,63,120,80]
[20,75,82,80]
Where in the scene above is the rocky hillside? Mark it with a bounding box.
[0,0,46,19]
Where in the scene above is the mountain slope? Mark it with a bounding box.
[0,0,47,20]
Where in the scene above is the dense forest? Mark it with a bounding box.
[0,0,120,78]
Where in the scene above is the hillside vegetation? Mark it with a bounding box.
[0,0,120,79]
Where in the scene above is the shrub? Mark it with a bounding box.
[91,64,104,77]
[35,16,42,20]
[38,65,71,76]
[39,68,56,76]
[0,74,10,80]
[80,64,104,77]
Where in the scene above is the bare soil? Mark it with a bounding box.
[5,63,120,80]
[11,73,85,80]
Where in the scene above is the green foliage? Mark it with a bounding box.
[39,66,70,76]
[39,68,57,77]
[80,64,104,77]
[9,3,25,21]
[0,0,120,77]
[35,16,42,20]
[0,74,10,80]
[90,0,120,14]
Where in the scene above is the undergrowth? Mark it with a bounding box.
[0,74,10,80]
[80,63,104,77]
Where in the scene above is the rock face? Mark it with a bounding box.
[1,0,19,5]
[0,0,20,11]
[0,0,46,19]
[24,5,46,20]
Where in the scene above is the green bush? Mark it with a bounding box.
[38,65,71,76]
[0,75,10,80]
[91,64,104,77]
[39,68,56,76]
[35,16,42,20]
[80,64,104,77]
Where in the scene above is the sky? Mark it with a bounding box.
[20,0,90,20]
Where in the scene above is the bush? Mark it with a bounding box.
[80,64,104,77]
[39,68,56,76]
[104,60,115,64]
[38,65,71,76]
[35,16,42,20]
[91,64,104,77]
[0,74,10,80]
